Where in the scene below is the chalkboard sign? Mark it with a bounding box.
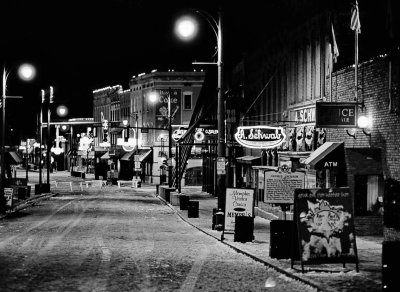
[294,188,359,272]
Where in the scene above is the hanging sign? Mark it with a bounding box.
[234,126,286,149]
[316,102,357,128]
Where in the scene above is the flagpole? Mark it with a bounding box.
[355,30,358,104]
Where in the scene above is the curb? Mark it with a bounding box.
[155,194,333,292]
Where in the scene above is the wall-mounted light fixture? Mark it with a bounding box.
[357,114,372,137]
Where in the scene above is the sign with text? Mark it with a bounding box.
[224,188,255,231]
[264,170,305,204]
[234,126,286,149]
[155,88,181,129]
[217,157,226,175]
[316,102,357,128]
[294,188,358,267]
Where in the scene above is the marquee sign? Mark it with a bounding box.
[234,126,286,149]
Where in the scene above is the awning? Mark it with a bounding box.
[236,155,261,165]
[110,128,123,133]
[303,142,344,168]
[120,151,135,161]
[100,152,110,160]
[137,149,152,162]
[78,150,95,159]
[6,151,24,165]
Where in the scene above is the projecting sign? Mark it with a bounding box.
[234,126,286,149]
[316,102,357,128]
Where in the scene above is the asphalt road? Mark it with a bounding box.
[0,187,317,291]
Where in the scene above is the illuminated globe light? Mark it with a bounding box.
[56,105,68,117]
[175,16,198,41]
[357,115,370,128]
[148,91,159,103]
[18,63,36,81]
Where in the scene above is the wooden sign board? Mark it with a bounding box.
[224,188,254,232]
[293,188,359,272]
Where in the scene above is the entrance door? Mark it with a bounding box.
[354,175,383,215]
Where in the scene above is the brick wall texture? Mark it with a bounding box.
[326,55,400,181]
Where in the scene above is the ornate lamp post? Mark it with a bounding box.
[176,9,226,211]
[1,64,35,213]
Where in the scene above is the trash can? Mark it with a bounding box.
[179,195,189,210]
[269,220,299,259]
[187,201,199,218]
[164,187,176,203]
[382,241,400,291]
[234,216,254,243]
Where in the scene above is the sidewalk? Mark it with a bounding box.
[161,186,382,292]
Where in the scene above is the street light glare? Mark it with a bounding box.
[56,105,68,117]
[18,63,36,81]
[175,16,198,41]
[357,115,370,128]
[148,92,159,103]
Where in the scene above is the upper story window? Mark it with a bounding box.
[183,92,192,110]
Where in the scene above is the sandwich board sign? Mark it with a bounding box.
[293,188,359,272]
[224,188,254,232]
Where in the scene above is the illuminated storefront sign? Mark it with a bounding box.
[234,126,286,149]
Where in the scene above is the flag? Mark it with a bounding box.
[330,23,339,63]
[350,0,361,33]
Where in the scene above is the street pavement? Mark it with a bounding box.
[3,169,383,291]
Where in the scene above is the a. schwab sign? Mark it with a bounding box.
[234,126,286,149]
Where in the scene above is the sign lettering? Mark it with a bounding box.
[234,126,286,149]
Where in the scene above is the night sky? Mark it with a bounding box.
[0,0,394,141]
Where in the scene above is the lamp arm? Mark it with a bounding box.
[194,9,219,42]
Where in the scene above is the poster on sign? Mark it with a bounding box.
[294,188,359,271]
[224,188,254,232]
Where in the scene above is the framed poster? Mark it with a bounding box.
[294,188,359,272]
[224,188,255,232]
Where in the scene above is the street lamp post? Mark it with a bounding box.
[149,90,173,188]
[176,9,226,211]
[46,86,54,185]
[1,65,35,213]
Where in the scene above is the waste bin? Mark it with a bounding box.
[234,216,254,243]
[382,241,400,291]
[164,187,176,203]
[187,201,199,218]
[179,195,189,210]
[269,220,299,259]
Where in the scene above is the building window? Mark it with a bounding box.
[183,92,192,110]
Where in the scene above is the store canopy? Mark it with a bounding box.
[236,155,261,165]
[137,149,152,162]
[120,151,135,161]
[4,151,24,165]
[100,152,110,160]
[303,142,344,168]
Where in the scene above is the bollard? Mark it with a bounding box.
[215,209,224,231]
[179,195,189,210]
[187,201,199,218]
[212,208,218,230]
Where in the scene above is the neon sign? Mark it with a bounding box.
[234,126,286,149]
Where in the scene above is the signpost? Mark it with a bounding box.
[293,188,359,272]
[316,102,357,128]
